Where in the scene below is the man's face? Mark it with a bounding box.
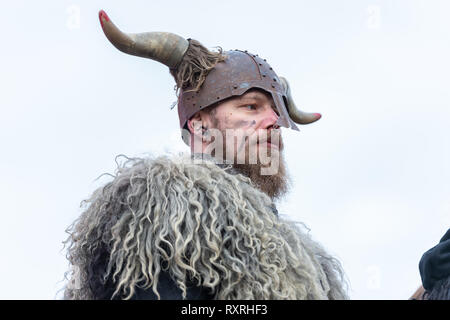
[197,88,284,160]
[210,88,283,152]
[190,88,289,200]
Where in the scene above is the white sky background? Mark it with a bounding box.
[0,0,449,299]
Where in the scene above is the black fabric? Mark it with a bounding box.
[424,277,450,300]
[90,253,215,300]
[131,272,215,300]
[419,228,450,290]
[88,245,118,300]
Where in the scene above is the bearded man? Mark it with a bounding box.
[63,10,349,300]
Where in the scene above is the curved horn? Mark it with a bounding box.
[98,10,189,69]
[279,76,321,125]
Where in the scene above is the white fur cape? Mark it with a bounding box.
[64,154,348,300]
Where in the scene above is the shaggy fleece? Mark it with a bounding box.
[64,154,348,300]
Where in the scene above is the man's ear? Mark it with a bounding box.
[187,112,203,137]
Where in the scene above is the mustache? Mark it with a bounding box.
[199,127,285,156]
[229,129,283,153]
[253,129,283,151]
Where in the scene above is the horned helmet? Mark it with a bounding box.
[98,10,321,144]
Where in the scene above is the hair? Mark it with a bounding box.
[423,277,450,300]
[170,39,224,144]
[63,154,348,300]
[170,39,226,94]
[183,100,219,145]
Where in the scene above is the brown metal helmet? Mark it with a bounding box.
[99,10,321,143]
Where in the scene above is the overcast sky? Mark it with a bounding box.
[0,0,449,299]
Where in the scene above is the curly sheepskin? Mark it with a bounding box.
[63,154,348,300]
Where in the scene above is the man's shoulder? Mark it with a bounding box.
[111,153,235,182]
[89,153,249,202]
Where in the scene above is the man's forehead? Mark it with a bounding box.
[237,89,273,102]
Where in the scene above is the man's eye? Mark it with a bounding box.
[244,105,256,110]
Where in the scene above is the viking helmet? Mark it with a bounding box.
[98,10,321,143]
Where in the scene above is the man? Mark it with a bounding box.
[63,10,348,300]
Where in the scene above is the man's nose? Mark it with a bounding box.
[260,107,279,130]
